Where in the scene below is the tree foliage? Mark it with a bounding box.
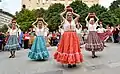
[70,0,89,26]
[15,0,120,32]
[44,3,64,31]
[109,0,120,10]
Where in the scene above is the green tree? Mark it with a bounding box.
[89,4,107,16]
[34,8,45,18]
[0,25,8,33]
[44,3,65,31]
[16,9,36,31]
[99,10,118,26]
[70,0,89,26]
[109,0,120,10]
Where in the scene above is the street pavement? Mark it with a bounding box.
[0,43,120,74]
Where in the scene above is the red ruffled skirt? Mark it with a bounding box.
[54,31,83,64]
[98,30,112,41]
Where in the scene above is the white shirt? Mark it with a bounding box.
[35,27,47,36]
[87,23,98,31]
[63,19,76,31]
[97,28,106,33]
[9,28,18,36]
[76,28,82,34]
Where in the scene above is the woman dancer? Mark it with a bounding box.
[4,18,20,58]
[85,13,104,58]
[76,22,84,45]
[28,18,49,60]
[97,22,106,47]
[54,6,83,68]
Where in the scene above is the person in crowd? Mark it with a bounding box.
[29,28,36,49]
[52,31,57,46]
[83,27,89,43]
[48,32,52,46]
[4,18,20,58]
[28,18,49,61]
[18,28,23,48]
[85,13,104,58]
[23,31,29,49]
[0,31,5,51]
[113,25,119,43]
[54,6,83,68]
[76,22,84,46]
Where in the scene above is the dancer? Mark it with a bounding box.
[104,25,113,42]
[54,6,83,68]
[4,18,20,58]
[28,18,49,60]
[76,22,84,45]
[97,21,106,47]
[85,13,104,58]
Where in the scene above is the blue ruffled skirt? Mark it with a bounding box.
[4,35,20,51]
[28,36,49,60]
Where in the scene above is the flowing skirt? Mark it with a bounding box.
[4,35,20,51]
[54,32,83,64]
[97,33,107,41]
[85,31,104,52]
[28,36,49,60]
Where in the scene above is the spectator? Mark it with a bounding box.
[0,31,5,51]
[23,31,30,49]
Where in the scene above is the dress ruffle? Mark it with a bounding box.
[28,51,49,60]
[54,32,83,64]
[4,35,20,51]
[54,52,83,64]
[28,36,49,60]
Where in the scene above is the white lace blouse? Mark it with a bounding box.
[86,23,98,31]
[63,19,76,31]
[35,27,47,36]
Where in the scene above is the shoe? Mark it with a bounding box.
[9,56,12,58]
[12,55,15,58]
[72,64,76,67]
[104,45,107,47]
[92,56,95,58]
[68,64,72,68]
[94,55,98,58]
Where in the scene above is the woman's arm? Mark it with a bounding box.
[60,10,66,21]
[72,12,80,23]
[42,18,48,26]
[32,20,37,29]
[95,15,99,24]
[85,15,89,27]
[6,23,11,30]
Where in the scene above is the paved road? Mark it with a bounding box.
[0,43,120,74]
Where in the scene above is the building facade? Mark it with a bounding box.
[22,0,99,10]
[0,9,13,28]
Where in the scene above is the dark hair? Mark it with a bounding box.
[116,24,119,27]
[11,18,17,22]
